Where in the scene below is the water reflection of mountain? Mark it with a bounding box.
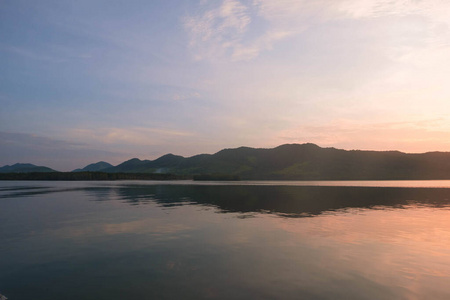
[106,185,450,217]
[4,184,450,217]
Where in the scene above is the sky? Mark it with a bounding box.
[1,0,450,171]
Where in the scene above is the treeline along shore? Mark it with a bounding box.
[0,172,190,181]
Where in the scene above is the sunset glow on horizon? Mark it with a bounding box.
[2,0,450,170]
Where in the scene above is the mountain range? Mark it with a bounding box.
[3,143,450,180]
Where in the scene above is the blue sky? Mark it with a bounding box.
[2,0,450,170]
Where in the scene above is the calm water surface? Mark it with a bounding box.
[1,180,450,299]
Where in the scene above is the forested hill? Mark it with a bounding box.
[4,143,450,180]
[0,163,57,173]
[72,161,113,172]
[102,143,450,180]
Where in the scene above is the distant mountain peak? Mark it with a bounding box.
[275,143,320,149]
[159,153,182,158]
[125,158,142,163]
[154,153,184,160]
[72,161,113,172]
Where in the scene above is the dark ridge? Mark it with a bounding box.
[4,143,450,180]
[72,161,113,172]
[0,172,188,181]
[0,163,57,173]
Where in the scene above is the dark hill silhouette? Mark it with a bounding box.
[4,143,450,179]
[100,143,450,180]
[0,163,57,173]
[72,161,113,172]
[102,158,151,173]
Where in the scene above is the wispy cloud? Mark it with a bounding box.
[185,0,450,62]
[231,29,294,61]
[255,0,450,24]
[184,0,300,61]
[184,0,251,61]
[336,0,450,20]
